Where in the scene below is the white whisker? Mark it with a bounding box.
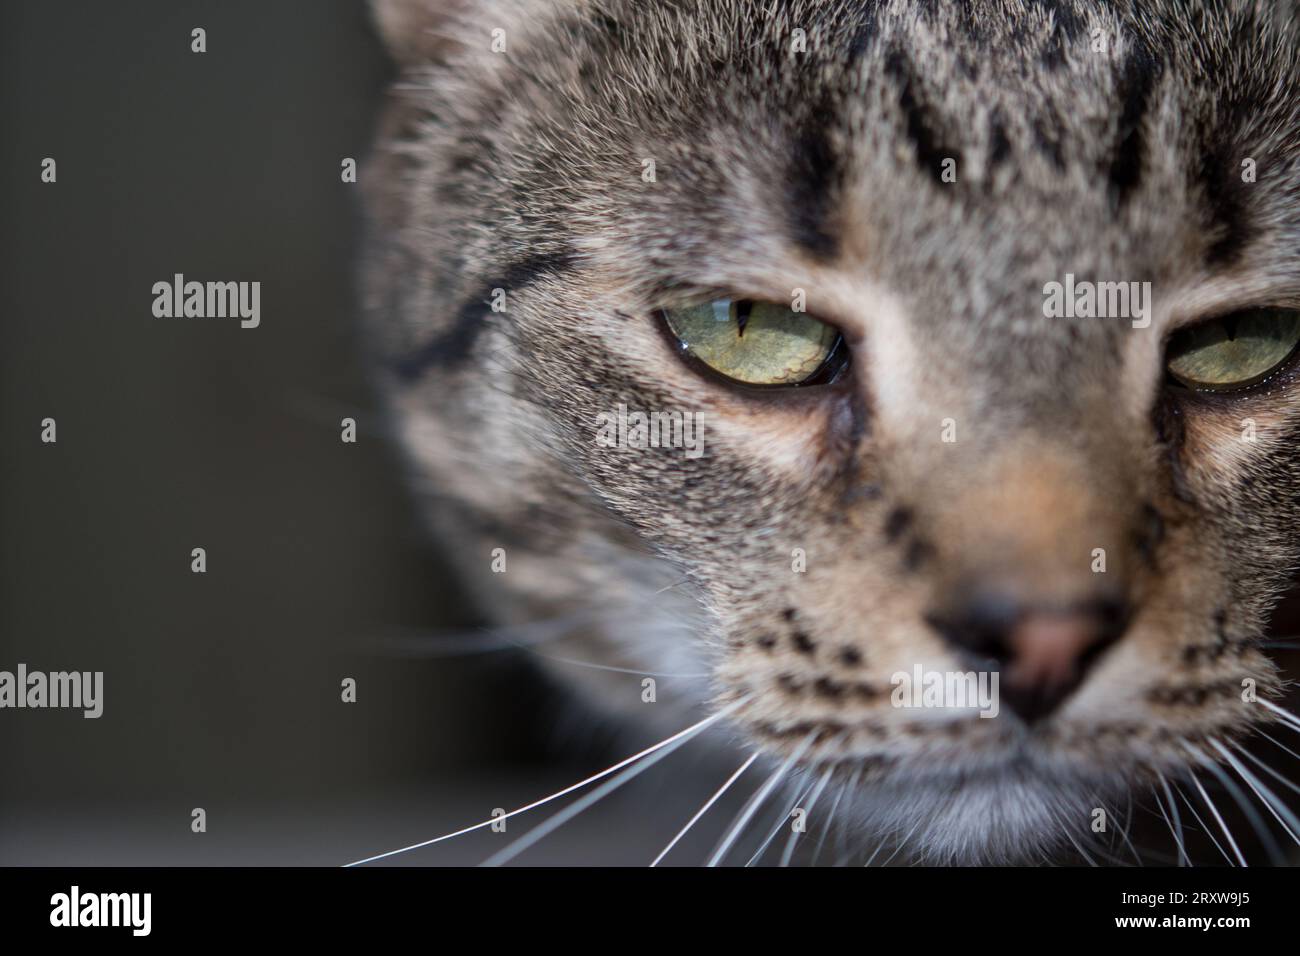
[707,734,813,867]
[1187,772,1246,866]
[344,700,745,867]
[482,704,732,866]
[1233,738,1300,798]
[1099,791,1142,864]
[1048,801,1098,867]
[1215,740,1300,848]
[1155,772,1190,866]
[745,779,814,867]
[510,646,710,679]
[368,614,594,658]
[830,764,865,866]
[780,766,834,867]
[1257,698,1300,733]
[859,837,886,868]
[650,752,758,867]
[811,766,856,867]
[1175,781,1234,866]
[1188,742,1283,865]
[652,577,692,595]
[1257,728,1300,764]
[874,817,923,868]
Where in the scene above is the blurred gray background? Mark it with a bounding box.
[0,0,647,866]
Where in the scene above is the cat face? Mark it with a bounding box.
[363,0,1300,862]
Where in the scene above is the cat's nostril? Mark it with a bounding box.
[926,593,1130,722]
[924,592,1021,665]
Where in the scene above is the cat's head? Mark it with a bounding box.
[362,0,1300,862]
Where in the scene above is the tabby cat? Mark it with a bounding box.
[359,0,1300,864]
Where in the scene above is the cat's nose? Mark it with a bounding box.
[926,593,1129,722]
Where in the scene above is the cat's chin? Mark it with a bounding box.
[805,748,1140,865]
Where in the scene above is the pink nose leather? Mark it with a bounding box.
[1004,613,1103,694]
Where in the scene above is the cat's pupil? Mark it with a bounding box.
[734,299,753,338]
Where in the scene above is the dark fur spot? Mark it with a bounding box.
[757,633,778,652]
[777,673,805,694]
[852,683,881,702]
[838,647,863,667]
[1147,677,1241,707]
[813,677,845,700]
[446,133,496,176]
[987,112,1011,168]
[1030,116,1067,170]
[1135,502,1165,565]
[1182,610,1248,663]
[856,483,883,501]
[904,538,935,571]
[782,607,797,622]
[884,506,913,542]
[883,48,961,186]
[1209,608,1231,659]
[590,10,622,38]
[393,249,576,379]
[755,720,852,745]
[792,631,817,655]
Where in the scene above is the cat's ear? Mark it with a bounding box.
[369,0,480,65]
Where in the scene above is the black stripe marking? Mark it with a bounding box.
[884,48,961,186]
[988,110,1012,168]
[393,249,575,380]
[845,3,884,62]
[1031,113,1068,170]
[1198,143,1250,267]
[1035,0,1086,69]
[785,90,843,259]
[1107,42,1162,205]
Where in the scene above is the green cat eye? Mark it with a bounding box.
[660,299,844,388]
[1165,308,1300,391]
